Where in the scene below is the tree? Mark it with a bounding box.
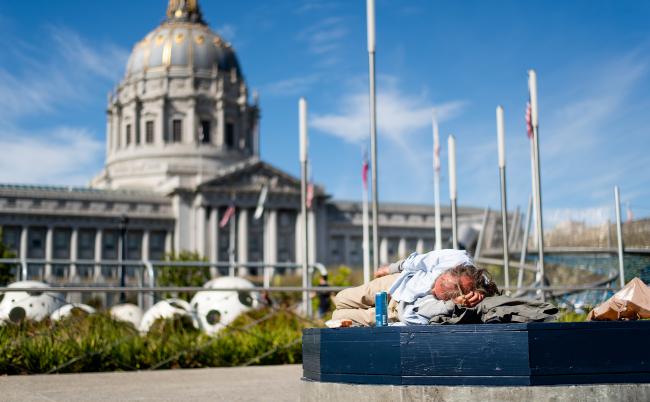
[157,251,210,300]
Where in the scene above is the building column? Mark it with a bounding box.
[209,208,218,277]
[398,237,407,259]
[70,228,78,280]
[164,230,173,256]
[416,238,424,254]
[157,99,166,145]
[69,227,80,302]
[263,209,277,287]
[19,226,28,261]
[187,99,196,145]
[44,226,53,280]
[379,237,389,265]
[237,208,248,276]
[196,205,207,258]
[18,226,28,280]
[142,230,150,261]
[94,229,103,281]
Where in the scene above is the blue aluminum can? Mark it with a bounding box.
[375,291,388,327]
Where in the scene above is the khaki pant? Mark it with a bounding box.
[331,273,400,326]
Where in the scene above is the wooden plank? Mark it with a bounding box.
[400,330,530,376]
[319,327,401,376]
[529,326,650,375]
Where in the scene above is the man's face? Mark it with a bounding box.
[432,273,474,300]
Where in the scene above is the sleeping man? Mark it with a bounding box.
[330,249,499,326]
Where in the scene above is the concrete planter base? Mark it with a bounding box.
[301,380,650,402]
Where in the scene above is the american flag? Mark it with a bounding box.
[525,101,533,139]
[219,204,236,228]
[626,204,634,223]
[362,153,369,189]
[434,138,440,173]
[306,182,314,209]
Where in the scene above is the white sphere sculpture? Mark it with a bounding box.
[139,298,199,333]
[51,303,96,321]
[190,277,260,335]
[110,303,144,329]
[0,281,65,323]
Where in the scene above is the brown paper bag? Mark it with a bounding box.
[588,277,650,321]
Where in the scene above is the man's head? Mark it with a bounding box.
[432,264,499,300]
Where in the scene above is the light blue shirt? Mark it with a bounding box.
[388,249,474,325]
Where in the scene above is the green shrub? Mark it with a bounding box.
[157,251,210,299]
[0,307,312,375]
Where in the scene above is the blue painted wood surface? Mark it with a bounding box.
[302,321,650,386]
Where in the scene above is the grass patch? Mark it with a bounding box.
[0,307,313,375]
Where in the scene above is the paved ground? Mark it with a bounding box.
[0,365,302,402]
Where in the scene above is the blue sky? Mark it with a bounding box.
[1,0,649,227]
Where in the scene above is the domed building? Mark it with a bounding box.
[0,0,489,308]
[92,0,259,190]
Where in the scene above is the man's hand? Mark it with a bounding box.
[452,291,484,308]
[374,265,390,278]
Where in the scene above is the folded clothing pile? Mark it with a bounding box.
[428,295,558,324]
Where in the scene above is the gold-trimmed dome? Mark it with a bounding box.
[124,0,240,77]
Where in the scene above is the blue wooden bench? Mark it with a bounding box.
[302,321,650,386]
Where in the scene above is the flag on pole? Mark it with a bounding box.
[434,133,440,173]
[306,182,314,209]
[361,149,371,283]
[626,203,634,223]
[362,152,369,189]
[219,204,235,228]
[253,185,268,220]
[525,101,533,139]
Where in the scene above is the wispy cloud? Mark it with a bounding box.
[0,127,103,185]
[294,1,338,15]
[311,76,465,145]
[0,25,128,122]
[297,17,348,65]
[0,24,128,185]
[261,74,320,97]
[50,26,127,82]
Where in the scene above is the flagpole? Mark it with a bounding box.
[229,209,236,277]
[529,70,546,300]
[362,154,371,283]
[448,135,458,249]
[614,185,626,288]
[517,195,533,291]
[367,0,380,273]
[299,97,311,317]
[432,110,442,251]
[496,106,510,295]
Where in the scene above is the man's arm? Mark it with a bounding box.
[374,259,404,278]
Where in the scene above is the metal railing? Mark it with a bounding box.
[0,258,330,315]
